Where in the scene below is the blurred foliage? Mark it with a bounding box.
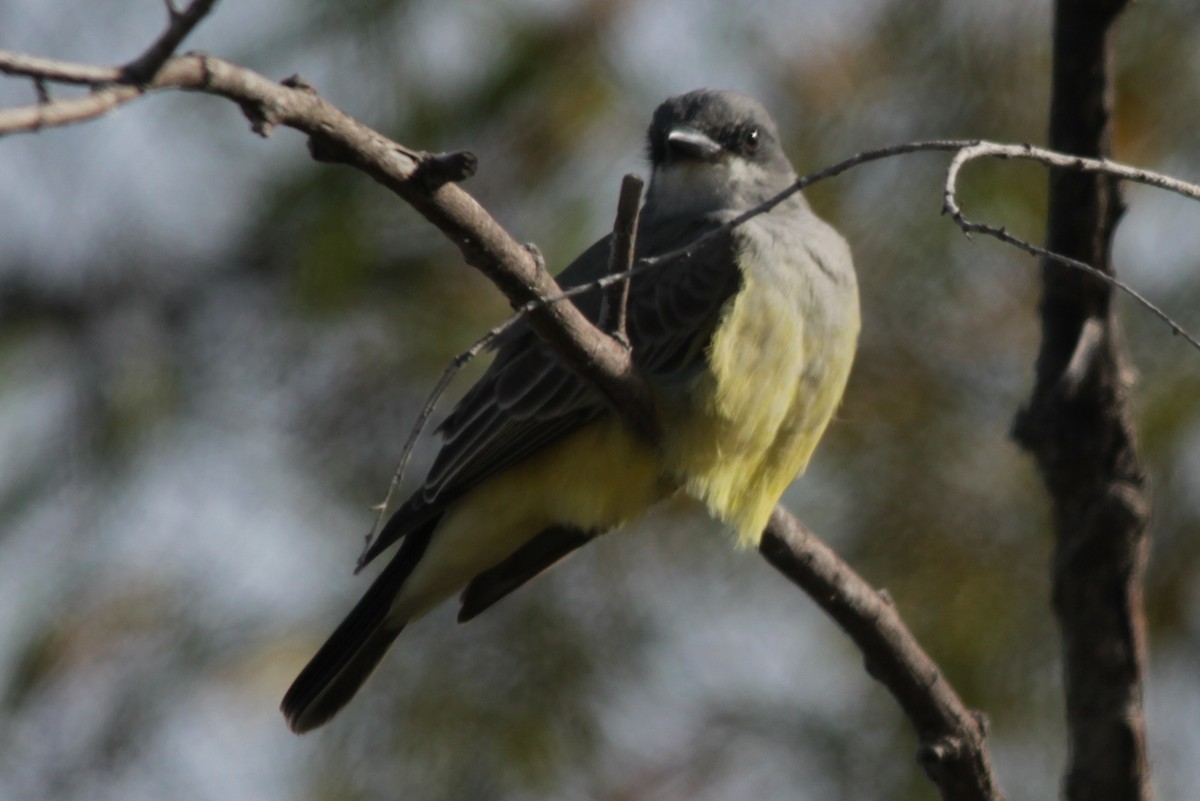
[1,0,1199,800]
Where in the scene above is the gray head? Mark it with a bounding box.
[643,89,798,219]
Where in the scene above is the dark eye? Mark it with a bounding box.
[742,127,760,153]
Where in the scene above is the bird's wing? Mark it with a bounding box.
[357,215,742,568]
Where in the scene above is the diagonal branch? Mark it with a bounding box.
[0,0,218,132]
[0,0,219,88]
[122,0,221,84]
[761,509,1002,800]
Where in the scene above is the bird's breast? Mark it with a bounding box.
[659,218,860,546]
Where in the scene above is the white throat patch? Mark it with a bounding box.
[646,157,770,217]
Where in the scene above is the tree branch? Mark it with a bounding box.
[600,173,643,346]
[121,0,220,84]
[760,509,1003,801]
[0,52,123,85]
[1012,2,1155,800]
[941,142,1200,352]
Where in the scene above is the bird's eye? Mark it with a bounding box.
[743,127,761,153]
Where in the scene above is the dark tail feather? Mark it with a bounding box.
[458,526,594,623]
[283,622,404,733]
[282,519,437,733]
[356,499,441,573]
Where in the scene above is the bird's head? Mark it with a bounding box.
[643,89,797,219]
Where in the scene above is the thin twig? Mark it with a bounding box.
[0,83,140,133]
[0,0,217,89]
[601,173,644,346]
[0,0,220,135]
[357,315,526,570]
[635,140,973,275]
[942,146,1200,351]
[468,140,1200,364]
[0,52,122,85]
[121,0,221,84]
[948,140,1200,204]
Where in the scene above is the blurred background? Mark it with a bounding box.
[1,1,1198,799]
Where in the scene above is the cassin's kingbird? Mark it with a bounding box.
[282,89,860,733]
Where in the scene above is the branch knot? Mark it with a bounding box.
[413,150,478,191]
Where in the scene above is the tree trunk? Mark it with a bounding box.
[1012,1,1153,800]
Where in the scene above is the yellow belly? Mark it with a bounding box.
[399,228,858,614]
[661,259,859,547]
[395,417,671,619]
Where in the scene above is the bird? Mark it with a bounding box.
[281,88,860,733]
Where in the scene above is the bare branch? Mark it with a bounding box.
[0,52,120,85]
[155,53,660,440]
[948,140,1200,204]
[601,173,644,346]
[0,1,218,89]
[0,0,220,133]
[761,509,1003,800]
[942,141,1200,352]
[358,317,520,572]
[0,82,137,133]
[121,0,221,84]
[942,189,1200,352]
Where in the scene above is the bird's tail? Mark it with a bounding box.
[282,617,403,734]
[281,520,437,734]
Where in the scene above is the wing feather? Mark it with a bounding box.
[358,216,742,569]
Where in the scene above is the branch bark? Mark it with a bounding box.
[601,173,643,345]
[1011,2,1154,800]
[760,510,1003,801]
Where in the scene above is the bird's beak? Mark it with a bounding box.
[666,127,722,162]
